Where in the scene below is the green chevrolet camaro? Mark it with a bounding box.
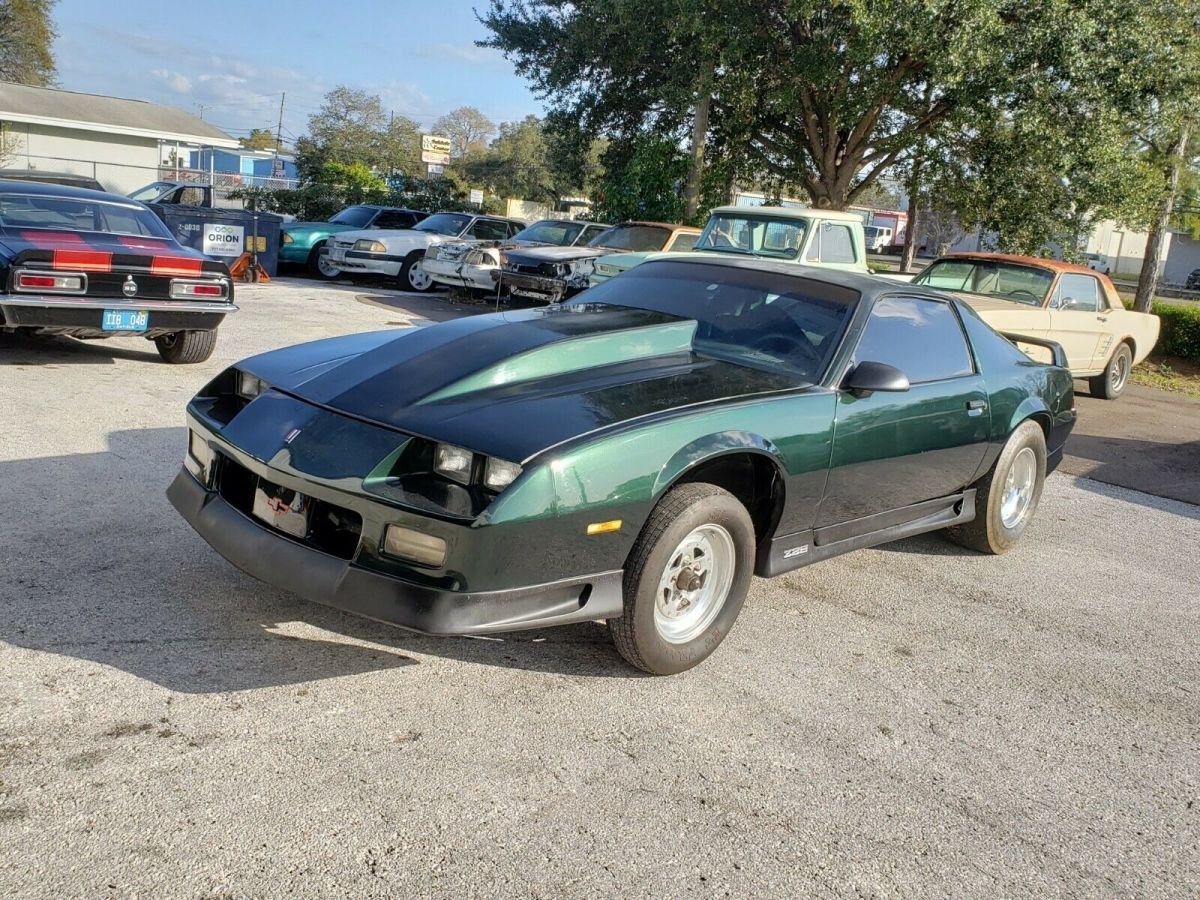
[168,259,1076,674]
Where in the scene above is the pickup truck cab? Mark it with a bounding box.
[588,206,869,286]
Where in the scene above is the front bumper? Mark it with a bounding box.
[167,468,623,636]
[424,258,497,292]
[327,248,401,277]
[1,294,235,336]
[500,271,570,302]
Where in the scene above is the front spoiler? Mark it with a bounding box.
[166,469,624,635]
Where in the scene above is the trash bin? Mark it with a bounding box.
[149,205,284,277]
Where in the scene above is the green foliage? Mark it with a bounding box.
[296,86,421,180]
[1153,303,1200,360]
[228,177,474,222]
[0,0,56,86]
[310,161,388,194]
[433,107,496,159]
[456,115,597,205]
[239,128,278,152]
[592,134,689,223]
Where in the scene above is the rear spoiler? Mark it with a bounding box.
[1000,332,1069,369]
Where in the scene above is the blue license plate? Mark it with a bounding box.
[102,309,149,332]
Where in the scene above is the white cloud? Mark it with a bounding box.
[151,69,193,94]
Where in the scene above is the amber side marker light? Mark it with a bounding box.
[586,520,622,535]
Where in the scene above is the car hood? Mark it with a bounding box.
[239,303,799,463]
[283,221,357,234]
[334,228,438,249]
[503,246,612,265]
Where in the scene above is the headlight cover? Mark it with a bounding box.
[237,371,266,401]
[354,239,387,253]
[483,457,522,491]
[433,443,474,484]
[281,232,294,244]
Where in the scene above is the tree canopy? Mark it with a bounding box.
[433,106,496,159]
[295,86,421,180]
[239,128,278,152]
[0,0,56,86]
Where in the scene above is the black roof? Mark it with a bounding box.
[0,177,142,205]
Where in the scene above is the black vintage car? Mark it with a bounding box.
[169,258,1076,674]
[0,180,235,363]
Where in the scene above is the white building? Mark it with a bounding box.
[0,82,238,195]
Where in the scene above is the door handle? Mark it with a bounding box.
[966,399,988,416]
[1096,315,1108,322]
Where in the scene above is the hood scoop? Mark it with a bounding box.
[419,318,697,404]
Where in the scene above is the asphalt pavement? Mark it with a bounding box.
[0,278,1196,898]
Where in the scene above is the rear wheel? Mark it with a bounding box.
[398,252,435,293]
[947,420,1046,554]
[1089,342,1132,400]
[608,483,755,675]
[306,243,339,280]
[155,330,217,364]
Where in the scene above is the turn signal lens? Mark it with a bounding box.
[483,457,522,491]
[382,525,447,567]
[237,371,266,401]
[434,443,474,484]
[185,429,213,482]
[354,239,388,253]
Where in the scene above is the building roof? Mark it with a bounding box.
[944,251,1106,278]
[0,82,239,148]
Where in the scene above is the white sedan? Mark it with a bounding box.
[326,212,524,292]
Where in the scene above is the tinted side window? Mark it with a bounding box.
[508,221,524,238]
[581,225,607,244]
[372,210,416,229]
[854,297,973,383]
[806,223,857,264]
[471,219,511,241]
[1052,274,1101,312]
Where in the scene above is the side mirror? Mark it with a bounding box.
[843,361,911,396]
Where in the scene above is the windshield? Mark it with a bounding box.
[329,206,377,228]
[914,259,1054,306]
[566,260,858,381]
[127,181,176,202]
[414,212,471,236]
[694,213,810,259]
[0,194,173,238]
[588,224,672,251]
[513,220,585,245]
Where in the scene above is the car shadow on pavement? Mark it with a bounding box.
[1061,434,1200,513]
[0,330,160,365]
[0,426,635,694]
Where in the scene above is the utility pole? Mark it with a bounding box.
[274,92,286,154]
[195,102,208,121]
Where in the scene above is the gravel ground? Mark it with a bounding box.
[1,278,1197,899]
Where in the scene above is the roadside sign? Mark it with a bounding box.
[426,163,445,176]
[421,134,451,154]
[203,222,244,258]
[469,189,484,206]
[421,150,451,165]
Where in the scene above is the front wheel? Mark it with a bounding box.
[154,330,217,364]
[608,483,755,674]
[947,419,1046,554]
[398,252,435,293]
[306,243,339,280]
[1089,342,1132,400]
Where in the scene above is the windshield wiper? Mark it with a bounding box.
[695,245,753,255]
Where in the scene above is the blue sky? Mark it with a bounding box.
[54,0,545,143]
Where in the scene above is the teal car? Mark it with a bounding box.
[280,206,427,279]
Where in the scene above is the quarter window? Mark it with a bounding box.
[854,297,973,383]
[669,231,699,251]
[372,210,416,229]
[1052,274,1102,312]
[805,223,857,264]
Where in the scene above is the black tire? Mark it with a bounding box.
[947,419,1046,554]
[607,483,755,675]
[154,330,217,364]
[305,242,339,280]
[1088,342,1132,400]
[398,251,435,293]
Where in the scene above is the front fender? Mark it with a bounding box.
[652,431,788,499]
